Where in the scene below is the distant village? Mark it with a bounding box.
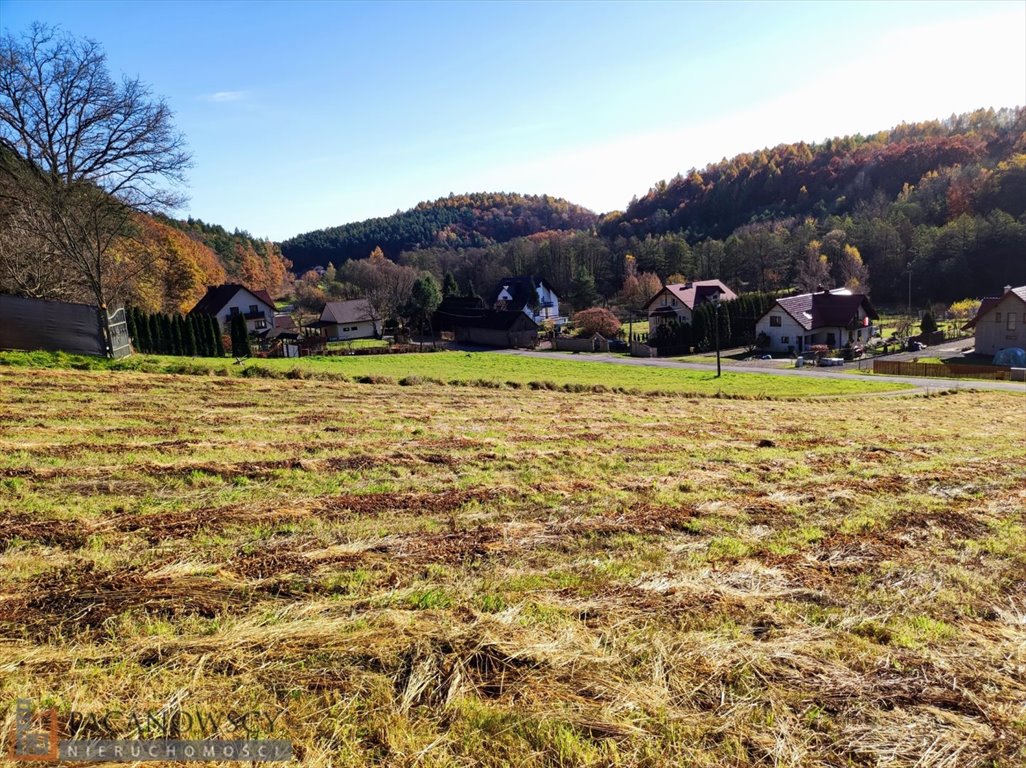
[3,271,1023,382]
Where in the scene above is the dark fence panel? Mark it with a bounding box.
[0,294,107,356]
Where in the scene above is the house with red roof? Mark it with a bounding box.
[963,285,1026,356]
[756,288,877,354]
[188,284,276,334]
[644,280,736,336]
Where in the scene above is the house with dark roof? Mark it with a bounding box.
[756,288,878,354]
[452,309,538,348]
[490,276,564,325]
[432,295,488,334]
[312,299,381,341]
[188,284,275,334]
[963,285,1026,356]
[645,280,737,336]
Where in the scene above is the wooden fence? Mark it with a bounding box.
[873,360,1012,380]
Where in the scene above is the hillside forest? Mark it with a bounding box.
[283,107,1026,309]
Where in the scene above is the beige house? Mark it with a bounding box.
[964,285,1026,356]
[316,299,381,341]
[645,280,737,335]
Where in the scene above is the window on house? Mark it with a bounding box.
[826,332,836,346]
[770,316,782,327]
[781,336,789,343]
[255,319,267,330]
[230,307,240,315]
[249,304,258,314]
[995,312,1001,322]
[1008,313,1017,331]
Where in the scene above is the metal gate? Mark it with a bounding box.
[105,306,133,358]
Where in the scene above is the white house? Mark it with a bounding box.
[645,280,737,335]
[964,285,1026,356]
[316,299,381,341]
[490,275,565,325]
[188,284,276,334]
[756,288,878,354]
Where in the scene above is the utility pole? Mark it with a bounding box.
[907,269,912,318]
[713,292,722,378]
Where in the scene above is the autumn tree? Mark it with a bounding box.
[834,244,870,291]
[0,24,191,324]
[947,297,981,325]
[796,240,831,292]
[294,270,328,314]
[340,247,418,328]
[572,307,621,338]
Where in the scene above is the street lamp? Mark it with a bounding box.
[711,290,722,378]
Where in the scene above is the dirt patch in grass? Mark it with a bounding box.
[0,513,87,550]
[378,526,505,565]
[322,488,507,517]
[3,562,254,640]
[556,504,700,536]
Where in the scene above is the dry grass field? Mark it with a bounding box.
[1,366,1024,767]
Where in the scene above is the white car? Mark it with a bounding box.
[818,357,845,367]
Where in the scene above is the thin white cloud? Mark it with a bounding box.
[200,90,249,103]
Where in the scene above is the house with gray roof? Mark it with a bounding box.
[313,299,381,341]
[963,285,1026,356]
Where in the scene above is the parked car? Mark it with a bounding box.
[818,357,845,367]
[906,339,927,352]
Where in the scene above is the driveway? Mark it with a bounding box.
[495,349,1026,394]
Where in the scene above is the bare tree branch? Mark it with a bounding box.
[0,22,191,308]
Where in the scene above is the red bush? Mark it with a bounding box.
[572,307,621,338]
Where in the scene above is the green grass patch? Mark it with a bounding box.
[0,349,913,398]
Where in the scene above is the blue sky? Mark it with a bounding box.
[2,0,1024,241]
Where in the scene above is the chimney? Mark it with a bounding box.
[1005,285,1012,294]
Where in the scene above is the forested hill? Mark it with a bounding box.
[164,216,291,296]
[603,107,1025,242]
[280,192,598,272]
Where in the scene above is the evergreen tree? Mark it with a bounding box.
[161,314,175,354]
[181,314,197,356]
[211,316,225,357]
[169,314,183,355]
[569,266,599,312]
[189,315,206,356]
[442,270,459,297]
[148,314,162,354]
[920,311,938,334]
[408,274,441,347]
[230,313,250,357]
[136,309,151,353]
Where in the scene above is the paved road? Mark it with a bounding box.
[495,349,1026,394]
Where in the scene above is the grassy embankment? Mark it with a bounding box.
[0,350,912,399]
[0,366,1023,766]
